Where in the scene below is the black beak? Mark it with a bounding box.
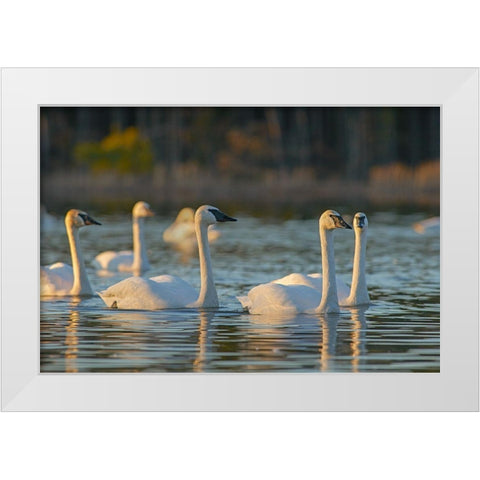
[356,217,365,229]
[80,213,101,225]
[210,209,237,222]
[331,214,351,229]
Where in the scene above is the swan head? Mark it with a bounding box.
[176,207,195,223]
[132,201,155,218]
[195,205,237,226]
[65,209,101,229]
[353,212,368,231]
[319,209,352,231]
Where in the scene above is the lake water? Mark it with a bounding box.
[40,209,440,373]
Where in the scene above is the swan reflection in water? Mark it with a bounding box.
[65,308,80,373]
[99,311,159,331]
[318,314,339,372]
[245,311,337,371]
[319,308,368,372]
[246,307,369,372]
[87,310,168,372]
[193,310,216,372]
[62,297,86,373]
[55,298,369,373]
[348,307,368,372]
[97,309,217,372]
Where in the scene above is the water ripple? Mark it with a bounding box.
[41,211,440,373]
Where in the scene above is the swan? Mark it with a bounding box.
[40,209,101,296]
[163,207,221,253]
[273,212,370,307]
[98,205,237,310]
[412,216,440,234]
[272,272,349,298]
[93,201,154,273]
[237,210,352,315]
[339,212,370,307]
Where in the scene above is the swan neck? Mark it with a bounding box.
[66,222,92,296]
[318,227,339,312]
[195,220,218,308]
[348,230,369,304]
[132,216,149,271]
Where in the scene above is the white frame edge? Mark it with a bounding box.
[1,68,478,411]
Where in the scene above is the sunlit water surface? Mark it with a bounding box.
[40,211,440,373]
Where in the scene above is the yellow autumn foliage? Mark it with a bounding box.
[74,126,153,174]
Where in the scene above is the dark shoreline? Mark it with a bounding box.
[41,170,440,217]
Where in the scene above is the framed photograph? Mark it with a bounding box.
[1,68,478,411]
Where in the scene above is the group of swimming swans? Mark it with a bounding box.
[40,204,370,314]
[238,210,369,314]
[40,204,237,309]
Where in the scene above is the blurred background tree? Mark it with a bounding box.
[40,106,440,213]
[74,126,153,174]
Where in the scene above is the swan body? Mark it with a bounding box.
[413,216,440,234]
[98,205,237,310]
[238,210,352,314]
[41,209,101,296]
[339,212,370,307]
[41,262,74,293]
[163,207,221,250]
[99,275,198,309]
[272,272,350,300]
[94,201,154,273]
[238,282,323,316]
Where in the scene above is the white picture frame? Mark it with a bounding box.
[1,68,478,411]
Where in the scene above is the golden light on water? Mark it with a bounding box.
[65,310,79,373]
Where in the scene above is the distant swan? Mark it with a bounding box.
[41,209,101,296]
[237,210,352,315]
[412,216,440,234]
[93,201,154,273]
[339,212,370,307]
[98,205,237,310]
[163,207,221,252]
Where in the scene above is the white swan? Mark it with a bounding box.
[163,207,221,251]
[41,209,101,296]
[237,210,352,315]
[272,273,349,299]
[93,201,154,273]
[98,205,237,310]
[339,212,370,306]
[412,216,440,234]
[272,212,370,307]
